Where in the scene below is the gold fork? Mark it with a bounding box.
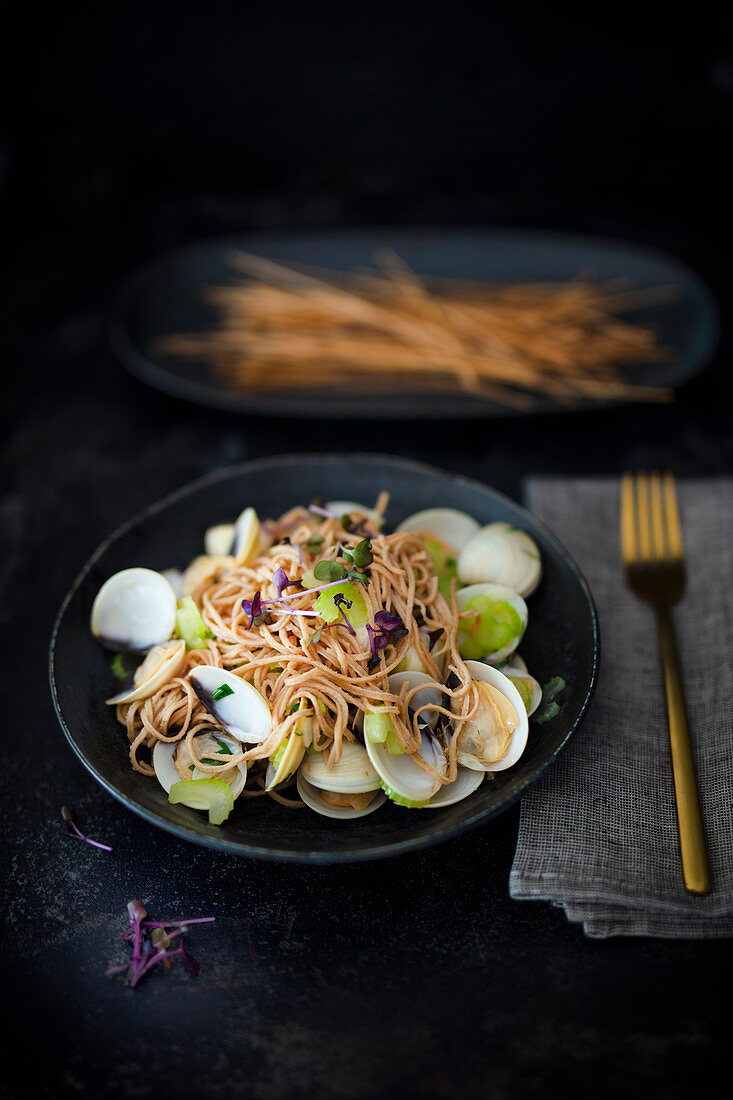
[620,472,712,895]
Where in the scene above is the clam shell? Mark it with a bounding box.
[458,661,529,772]
[204,523,235,557]
[265,728,307,790]
[424,766,484,808]
[388,671,444,729]
[457,522,542,597]
[365,728,447,806]
[189,666,271,744]
[153,733,247,800]
[396,508,480,551]
[297,772,386,819]
[300,741,381,794]
[106,639,186,705]
[231,507,260,565]
[91,567,177,651]
[456,582,527,663]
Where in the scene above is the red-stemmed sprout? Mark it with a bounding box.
[106,900,215,988]
[61,806,112,852]
[333,592,356,636]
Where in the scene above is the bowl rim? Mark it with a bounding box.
[49,452,600,863]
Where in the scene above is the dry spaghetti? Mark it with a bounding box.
[158,250,676,406]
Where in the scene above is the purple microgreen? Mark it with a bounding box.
[272,566,299,599]
[333,592,356,637]
[309,504,338,520]
[61,806,113,852]
[340,514,378,538]
[241,590,263,628]
[110,902,215,988]
[365,610,408,666]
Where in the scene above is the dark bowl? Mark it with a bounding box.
[49,454,599,862]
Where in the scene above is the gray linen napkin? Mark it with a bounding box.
[510,477,733,938]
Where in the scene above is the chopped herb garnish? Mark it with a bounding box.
[212,683,235,701]
[314,559,346,582]
[199,758,227,766]
[106,900,215,988]
[216,740,233,755]
[61,806,113,852]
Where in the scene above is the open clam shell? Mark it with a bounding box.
[106,639,186,705]
[297,772,386,819]
[204,523,235,557]
[153,732,247,801]
[396,507,480,551]
[189,667,271,744]
[91,567,177,651]
[365,727,448,807]
[388,671,444,730]
[457,661,529,772]
[265,726,308,790]
[231,506,260,565]
[424,766,484,808]
[502,666,542,717]
[457,522,542,597]
[456,582,527,663]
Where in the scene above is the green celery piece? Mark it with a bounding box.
[385,729,405,755]
[380,783,429,809]
[364,712,393,743]
[314,581,368,629]
[459,596,523,659]
[176,596,213,650]
[168,778,235,825]
[423,538,458,600]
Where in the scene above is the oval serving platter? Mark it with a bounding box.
[49,454,599,862]
[110,226,719,419]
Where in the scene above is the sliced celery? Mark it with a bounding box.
[175,596,213,650]
[168,778,235,825]
[364,712,393,743]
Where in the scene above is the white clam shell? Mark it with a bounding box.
[396,508,480,551]
[91,567,177,651]
[106,639,186,705]
[456,582,527,663]
[204,523,235,557]
[297,772,386,819]
[189,667,271,744]
[458,661,529,772]
[300,741,381,794]
[457,522,542,597]
[424,766,484,808]
[232,507,260,565]
[153,733,247,802]
[388,671,444,730]
[365,728,447,805]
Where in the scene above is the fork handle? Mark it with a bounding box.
[654,604,712,895]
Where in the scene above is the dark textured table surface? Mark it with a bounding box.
[4,6,733,1097]
[3,232,732,1099]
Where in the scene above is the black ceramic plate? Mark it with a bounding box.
[110,227,719,419]
[50,454,599,862]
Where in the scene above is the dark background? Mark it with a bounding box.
[2,5,732,1099]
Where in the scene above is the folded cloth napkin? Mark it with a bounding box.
[510,477,733,938]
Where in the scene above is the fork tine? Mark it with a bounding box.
[663,472,684,560]
[636,472,651,561]
[620,472,636,562]
[650,471,666,560]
